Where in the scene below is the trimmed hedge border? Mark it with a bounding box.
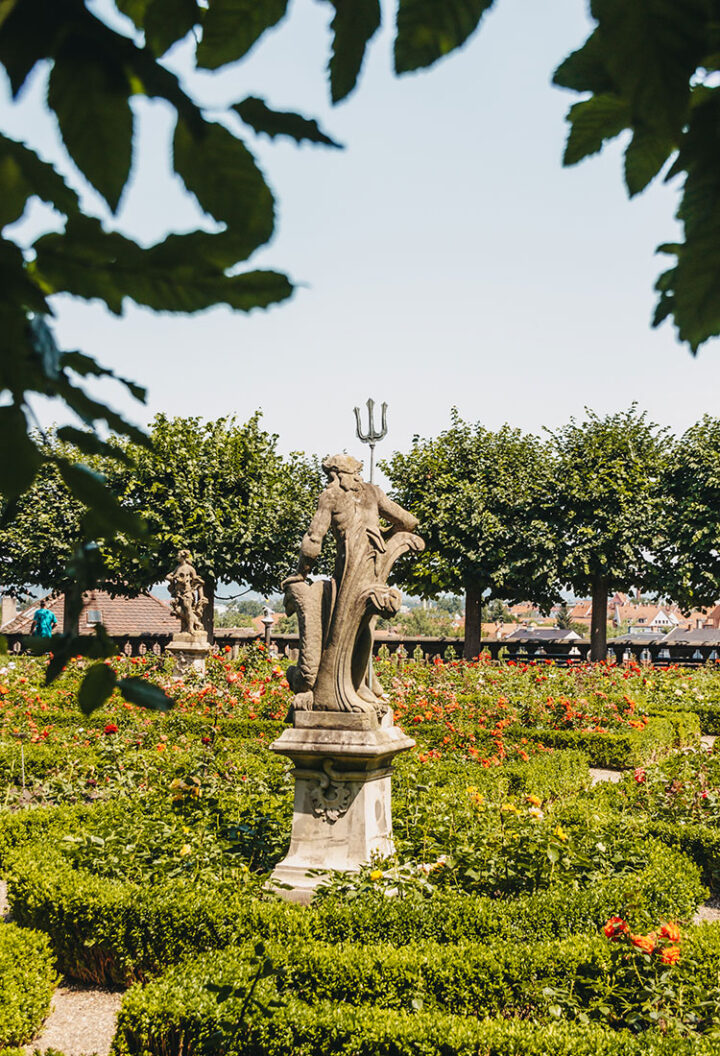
[3,838,705,985]
[114,976,720,1056]
[645,819,720,892]
[513,716,677,769]
[0,922,57,1047]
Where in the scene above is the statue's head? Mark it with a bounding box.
[322,454,363,492]
[177,548,192,564]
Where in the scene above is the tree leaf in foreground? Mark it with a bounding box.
[117,676,173,711]
[78,661,118,716]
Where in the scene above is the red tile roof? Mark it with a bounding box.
[1,589,180,637]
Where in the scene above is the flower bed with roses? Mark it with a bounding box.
[1,649,720,1051]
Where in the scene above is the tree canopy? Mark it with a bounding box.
[545,406,670,660]
[660,415,720,612]
[383,412,560,659]
[108,413,321,630]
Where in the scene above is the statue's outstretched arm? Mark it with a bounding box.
[376,488,419,533]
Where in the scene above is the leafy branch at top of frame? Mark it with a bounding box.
[553,0,720,353]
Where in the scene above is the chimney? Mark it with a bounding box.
[1,596,17,627]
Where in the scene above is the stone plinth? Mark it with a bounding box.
[268,710,414,904]
[166,631,210,678]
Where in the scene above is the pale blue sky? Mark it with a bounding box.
[3,0,719,478]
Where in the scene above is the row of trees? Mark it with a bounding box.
[385,407,720,659]
[2,406,720,661]
[0,414,323,636]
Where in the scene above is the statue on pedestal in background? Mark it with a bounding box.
[168,549,207,635]
[166,549,209,677]
[282,453,424,718]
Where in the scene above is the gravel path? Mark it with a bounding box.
[30,985,123,1056]
[589,768,624,786]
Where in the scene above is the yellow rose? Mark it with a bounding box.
[370,869,383,881]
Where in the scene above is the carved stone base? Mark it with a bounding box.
[166,632,210,678]
[268,711,414,904]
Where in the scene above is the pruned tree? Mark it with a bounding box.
[659,414,720,611]
[546,406,670,661]
[108,414,322,636]
[383,412,560,660]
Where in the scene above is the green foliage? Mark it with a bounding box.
[0,416,321,616]
[113,953,720,1056]
[324,0,381,104]
[0,923,57,1047]
[547,407,670,597]
[515,717,677,770]
[108,413,322,607]
[383,412,559,657]
[660,416,720,610]
[546,407,670,657]
[395,0,496,74]
[234,98,342,148]
[554,1,720,351]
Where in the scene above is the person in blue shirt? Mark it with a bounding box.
[30,599,57,637]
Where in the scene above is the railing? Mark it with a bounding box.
[2,630,719,667]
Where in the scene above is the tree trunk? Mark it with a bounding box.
[590,573,609,662]
[202,575,216,643]
[464,581,483,660]
[63,590,79,637]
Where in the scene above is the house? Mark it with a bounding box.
[663,627,720,647]
[505,627,584,643]
[0,590,180,637]
[611,603,680,634]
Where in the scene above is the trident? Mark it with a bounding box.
[353,398,388,694]
[353,398,388,484]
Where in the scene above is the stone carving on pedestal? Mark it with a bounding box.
[165,549,210,678]
[269,454,424,903]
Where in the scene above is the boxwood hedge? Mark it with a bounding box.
[0,922,57,1047]
[3,838,705,985]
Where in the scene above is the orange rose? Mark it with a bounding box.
[660,922,681,943]
[631,933,655,954]
[660,946,680,965]
[603,916,629,940]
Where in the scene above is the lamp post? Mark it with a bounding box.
[354,398,388,689]
[261,605,274,651]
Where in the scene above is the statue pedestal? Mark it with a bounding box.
[268,711,414,904]
[166,632,210,678]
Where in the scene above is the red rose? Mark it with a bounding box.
[603,916,629,940]
[631,933,655,954]
[660,945,680,965]
[660,922,681,943]
[104,723,119,735]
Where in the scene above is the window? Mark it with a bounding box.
[86,609,102,625]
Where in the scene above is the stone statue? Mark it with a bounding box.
[282,453,424,716]
[168,549,207,635]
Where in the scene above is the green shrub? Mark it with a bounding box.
[5,836,703,985]
[113,961,720,1056]
[164,934,615,1017]
[502,748,590,798]
[0,922,57,1047]
[514,717,676,769]
[645,820,720,892]
[644,708,701,746]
